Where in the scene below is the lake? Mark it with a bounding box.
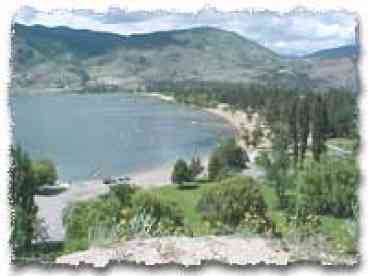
[11,93,234,181]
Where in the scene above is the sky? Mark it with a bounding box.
[13,5,357,56]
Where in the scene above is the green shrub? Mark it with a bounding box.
[289,156,358,218]
[286,213,322,238]
[108,184,139,206]
[237,211,274,235]
[120,209,158,237]
[62,185,138,251]
[197,176,271,232]
[130,191,184,235]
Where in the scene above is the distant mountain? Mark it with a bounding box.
[305,45,358,60]
[11,23,358,93]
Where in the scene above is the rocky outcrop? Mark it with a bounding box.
[56,236,289,267]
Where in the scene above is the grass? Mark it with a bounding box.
[147,183,212,235]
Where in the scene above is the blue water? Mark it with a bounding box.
[11,93,234,181]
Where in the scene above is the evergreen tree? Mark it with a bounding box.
[208,154,224,181]
[189,156,204,179]
[299,96,310,162]
[171,159,192,184]
[289,97,299,166]
[10,145,38,251]
[312,95,328,161]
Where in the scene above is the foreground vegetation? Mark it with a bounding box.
[11,84,359,263]
[10,145,58,259]
[59,147,358,259]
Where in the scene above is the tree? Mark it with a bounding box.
[219,138,249,169]
[189,156,204,179]
[208,153,224,181]
[10,145,39,251]
[32,159,57,186]
[171,159,192,184]
[289,97,299,166]
[311,95,328,161]
[10,146,59,254]
[208,138,249,181]
[299,96,310,162]
[267,121,291,208]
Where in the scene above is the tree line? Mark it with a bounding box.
[146,81,357,140]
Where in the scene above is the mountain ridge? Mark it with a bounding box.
[11,23,358,93]
[305,45,358,60]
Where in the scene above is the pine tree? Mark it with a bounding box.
[289,97,299,166]
[208,154,223,181]
[189,156,204,179]
[10,145,39,251]
[299,96,310,162]
[171,159,192,184]
[311,95,328,161]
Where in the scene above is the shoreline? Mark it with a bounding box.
[34,92,255,242]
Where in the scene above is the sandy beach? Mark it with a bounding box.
[205,104,271,151]
[141,92,175,102]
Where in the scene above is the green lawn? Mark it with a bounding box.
[146,183,212,235]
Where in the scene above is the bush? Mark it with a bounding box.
[197,176,271,232]
[130,191,184,235]
[171,159,192,184]
[289,156,358,218]
[62,197,121,248]
[62,184,137,251]
[108,184,138,206]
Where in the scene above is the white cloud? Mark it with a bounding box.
[13,6,357,56]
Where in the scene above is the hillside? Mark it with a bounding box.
[11,23,358,93]
[305,45,358,60]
